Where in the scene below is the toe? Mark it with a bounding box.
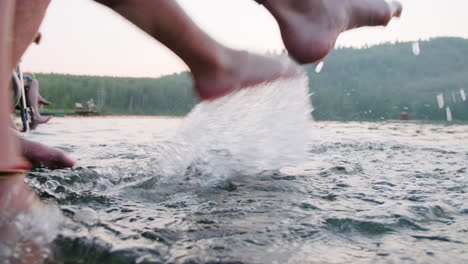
[54,152,75,168]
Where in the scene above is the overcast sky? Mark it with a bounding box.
[21,0,468,77]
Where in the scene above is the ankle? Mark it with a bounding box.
[190,46,234,79]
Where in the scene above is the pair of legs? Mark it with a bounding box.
[24,73,52,129]
[0,0,401,261]
[2,0,402,169]
[97,0,402,100]
[0,0,403,174]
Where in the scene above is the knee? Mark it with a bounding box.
[27,79,39,93]
[31,79,39,89]
[16,0,52,12]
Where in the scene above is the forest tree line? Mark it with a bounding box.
[36,37,468,121]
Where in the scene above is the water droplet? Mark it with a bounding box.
[452,91,457,103]
[412,41,420,56]
[446,107,453,122]
[45,180,60,191]
[437,93,444,109]
[460,89,466,101]
[315,61,324,73]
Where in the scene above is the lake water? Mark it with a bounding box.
[19,115,468,264]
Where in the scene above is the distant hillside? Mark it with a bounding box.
[36,37,468,121]
[309,37,468,121]
[37,72,196,116]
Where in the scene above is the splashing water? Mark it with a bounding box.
[143,73,313,183]
[437,93,444,109]
[0,203,62,264]
[446,106,453,122]
[315,61,324,73]
[412,41,420,56]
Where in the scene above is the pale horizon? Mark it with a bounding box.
[21,0,468,78]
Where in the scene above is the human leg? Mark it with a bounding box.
[258,0,402,63]
[26,79,52,129]
[24,73,52,106]
[38,94,51,106]
[10,0,51,70]
[0,2,46,262]
[95,0,302,100]
[0,0,22,170]
[11,0,75,170]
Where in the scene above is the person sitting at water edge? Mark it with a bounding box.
[19,33,52,129]
[0,0,402,261]
[22,73,53,129]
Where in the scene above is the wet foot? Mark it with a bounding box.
[19,138,75,169]
[193,49,303,100]
[30,115,52,130]
[263,0,403,63]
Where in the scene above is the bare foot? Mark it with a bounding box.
[193,49,303,100]
[263,0,403,63]
[38,96,51,106]
[30,115,52,130]
[19,138,75,169]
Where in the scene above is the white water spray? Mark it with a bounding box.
[0,204,62,263]
[146,72,313,182]
[446,107,453,122]
[412,42,420,56]
[315,61,324,73]
[437,93,444,109]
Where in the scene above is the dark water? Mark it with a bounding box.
[24,117,468,264]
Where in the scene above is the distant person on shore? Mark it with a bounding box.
[0,0,402,260]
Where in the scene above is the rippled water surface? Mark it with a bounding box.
[25,116,468,264]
